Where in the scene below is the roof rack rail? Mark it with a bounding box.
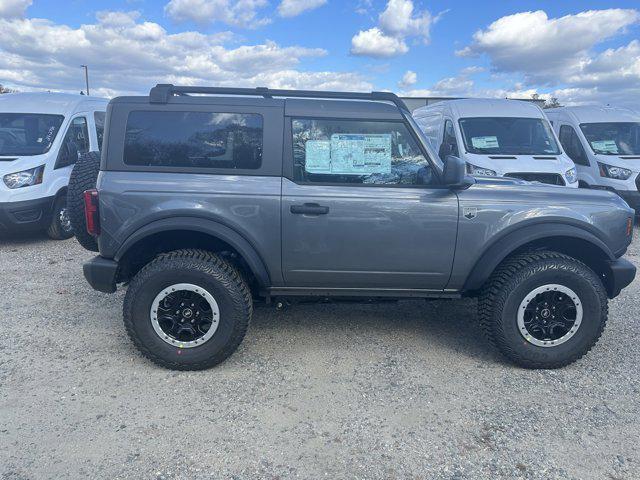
[148,84,409,112]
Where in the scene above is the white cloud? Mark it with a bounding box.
[0,11,373,97]
[164,0,270,28]
[455,9,640,109]
[351,27,408,58]
[378,0,431,43]
[277,0,326,18]
[0,0,31,18]
[457,9,639,83]
[350,0,434,58]
[398,70,417,88]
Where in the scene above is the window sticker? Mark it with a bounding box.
[471,136,499,149]
[590,140,619,154]
[304,140,332,173]
[304,134,392,175]
[331,134,391,175]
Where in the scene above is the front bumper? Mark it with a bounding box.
[0,195,55,233]
[605,257,636,298]
[83,256,118,293]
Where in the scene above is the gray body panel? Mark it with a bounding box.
[94,93,635,297]
[97,172,284,285]
[448,180,632,290]
[281,178,458,288]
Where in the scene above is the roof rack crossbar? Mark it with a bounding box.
[149,84,409,111]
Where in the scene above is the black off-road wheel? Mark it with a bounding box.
[479,251,608,369]
[67,151,100,251]
[123,249,252,370]
[46,194,74,240]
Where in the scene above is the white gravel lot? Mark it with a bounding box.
[1,228,639,480]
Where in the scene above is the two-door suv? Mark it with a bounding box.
[77,84,636,370]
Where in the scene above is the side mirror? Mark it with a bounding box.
[443,155,475,189]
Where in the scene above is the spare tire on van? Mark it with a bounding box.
[67,151,101,252]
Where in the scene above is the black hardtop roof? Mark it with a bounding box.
[147,84,409,112]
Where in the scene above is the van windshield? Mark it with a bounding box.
[580,122,640,155]
[459,117,561,155]
[0,113,65,156]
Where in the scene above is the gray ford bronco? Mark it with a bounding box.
[76,84,636,370]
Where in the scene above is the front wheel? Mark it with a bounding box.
[479,251,608,369]
[46,195,74,240]
[123,249,252,370]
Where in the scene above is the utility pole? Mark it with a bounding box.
[80,65,89,95]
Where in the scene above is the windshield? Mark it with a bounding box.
[459,117,561,155]
[579,122,640,155]
[0,113,65,156]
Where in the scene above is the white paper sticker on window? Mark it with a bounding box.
[330,134,391,175]
[305,140,331,173]
[471,136,499,149]
[591,140,619,154]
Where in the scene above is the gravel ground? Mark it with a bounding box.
[1,229,639,480]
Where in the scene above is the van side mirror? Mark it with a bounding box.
[443,155,475,189]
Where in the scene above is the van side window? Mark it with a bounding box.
[292,118,435,186]
[559,125,589,166]
[440,119,459,160]
[124,111,263,169]
[55,116,89,168]
[94,112,106,150]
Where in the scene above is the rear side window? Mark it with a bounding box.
[124,111,263,169]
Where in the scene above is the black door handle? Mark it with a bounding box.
[290,203,329,215]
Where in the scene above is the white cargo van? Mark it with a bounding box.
[0,92,108,238]
[546,106,640,212]
[413,99,578,187]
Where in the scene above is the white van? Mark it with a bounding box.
[0,92,108,238]
[413,99,578,187]
[545,106,640,212]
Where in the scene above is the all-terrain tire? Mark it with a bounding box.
[479,250,608,369]
[67,151,100,251]
[46,194,74,240]
[123,249,253,370]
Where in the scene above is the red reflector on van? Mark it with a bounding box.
[83,189,100,236]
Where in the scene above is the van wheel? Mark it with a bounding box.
[67,151,100,251]
[479,251,607,369]
[123,249,252,370]
[46,194,74,240]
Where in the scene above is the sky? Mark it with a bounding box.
[0,0,639,109]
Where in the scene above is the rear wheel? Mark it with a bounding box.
[67,151,100,251]
[479,251,607,369]
[123,249,252,370]
[46,194,74,240]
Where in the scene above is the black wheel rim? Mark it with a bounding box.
[151,284,220,348]
[517,284,583,347]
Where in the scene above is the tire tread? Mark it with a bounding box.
[478,250,608,369]
[123,249,252,370]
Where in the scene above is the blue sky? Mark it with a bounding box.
[1,0,639,108]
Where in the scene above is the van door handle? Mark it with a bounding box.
[290,203,330,215]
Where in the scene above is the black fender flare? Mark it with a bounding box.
[462,222,615,292]
[114,216,271,288]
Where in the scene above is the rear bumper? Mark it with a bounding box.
[83,256,118,293]
[0,196,55,232]
[606,257,636,298]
